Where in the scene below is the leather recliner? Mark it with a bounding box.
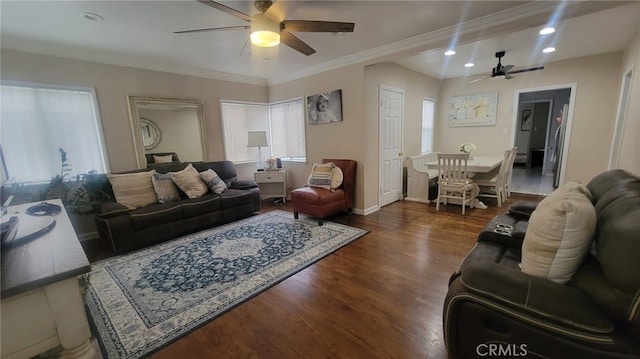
[291,159,356,225]
[443,169,640,358]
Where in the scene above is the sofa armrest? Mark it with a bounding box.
[456,263,614,334]
[228,180,259,190]
[95,201,130,218]
[507,200,538,219]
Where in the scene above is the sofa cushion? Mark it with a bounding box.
[218,188,253,209]
[129,202,183,230]
[200,169,228,194]
[107,170,157,209]
[152,172,180,203]
[180,194,222,218]
[521,181,597,284]
[307,162,335,190]
[171,163,208,198]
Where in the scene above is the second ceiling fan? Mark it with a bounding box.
[469,51,544,83]
[175,0,355,56]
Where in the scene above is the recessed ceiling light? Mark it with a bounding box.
[444,50,456,56]
[543,47,556,53]
[82,12,105,22]
[464,63,474,68]
[539,27,555,35]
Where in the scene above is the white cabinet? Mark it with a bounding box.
[254,170,287,203]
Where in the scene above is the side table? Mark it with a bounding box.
[254,170,287,203]
[1,199,100,359]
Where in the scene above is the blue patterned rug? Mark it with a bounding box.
[85,210,368,358]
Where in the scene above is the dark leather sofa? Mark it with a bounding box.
[95,161,261,254]
[444,169,640,358]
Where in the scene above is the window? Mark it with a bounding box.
[1,82,108,183]
[221,98,306,163]
[421,98,435,154]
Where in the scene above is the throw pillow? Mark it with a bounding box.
[153,154,173,164]
[171,163,208,198]
[330,164,344,189]
[151,172,180,203]
[520,181,597,284]
[307,163,334,190]
[107,170,158,209]
[200,169,228,194]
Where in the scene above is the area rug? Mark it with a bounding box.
[85,210,368,359]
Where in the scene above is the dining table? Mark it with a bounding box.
[424,155,504,209]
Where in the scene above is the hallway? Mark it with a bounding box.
[510,164,555,195]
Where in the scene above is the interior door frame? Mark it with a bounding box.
[378,84,404,207]
[511,83,577,186]
[608,64,634,169]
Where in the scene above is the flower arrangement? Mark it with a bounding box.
[266,156,278,171]
[459,143,477,154]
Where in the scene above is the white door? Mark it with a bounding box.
[379,86,404,207]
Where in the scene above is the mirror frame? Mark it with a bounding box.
[127,96,207,168]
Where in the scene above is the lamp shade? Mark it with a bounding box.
[247,131,268,147]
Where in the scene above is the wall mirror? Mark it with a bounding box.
[127,96,206,168]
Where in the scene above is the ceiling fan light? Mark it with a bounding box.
[543,47,556,53]
[491,75,506,80]
[251,31,280,47]
[251,14,280,47]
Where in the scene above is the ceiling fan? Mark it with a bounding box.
[469,51,544,83]
[174,0,355,56]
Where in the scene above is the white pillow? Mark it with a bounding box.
[200,169,228,194]
[107,170,157,209]
[521,181,596,284]
[153,154,173,164]
[171,163,208,198]
[330,165,343,189]
[307,163,334,190]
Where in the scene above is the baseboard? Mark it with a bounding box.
[359,205,379,216]
[404,197,430,204]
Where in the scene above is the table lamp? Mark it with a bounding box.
[247,131,268,170]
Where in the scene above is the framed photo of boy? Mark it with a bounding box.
[307,89,343,125]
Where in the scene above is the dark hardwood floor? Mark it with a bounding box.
[82,193,543,358]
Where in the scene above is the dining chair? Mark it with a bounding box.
[504,147,518,197]
[435,153,475,215]
[475,149,512,207]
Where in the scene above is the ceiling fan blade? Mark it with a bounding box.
[196,0,252,22]
[509,66,545,74]
[468,76,490,83]
[280,30,316,56]
[281,20,355,33]
[174,25,250,34]
[239,37,251,56]
[502,64,514,72]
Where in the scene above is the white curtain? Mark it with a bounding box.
[1,84,107,183]
[269,99,306,160]
[421,98,435,154]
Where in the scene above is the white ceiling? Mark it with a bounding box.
[1,1,638,86]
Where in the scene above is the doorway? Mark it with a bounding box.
[378,85,404,207]
[512,86,574,195]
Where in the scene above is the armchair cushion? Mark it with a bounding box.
[307,162,335,190]
[521,181,597,284]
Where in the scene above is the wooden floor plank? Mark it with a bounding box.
[82,193,542,358]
